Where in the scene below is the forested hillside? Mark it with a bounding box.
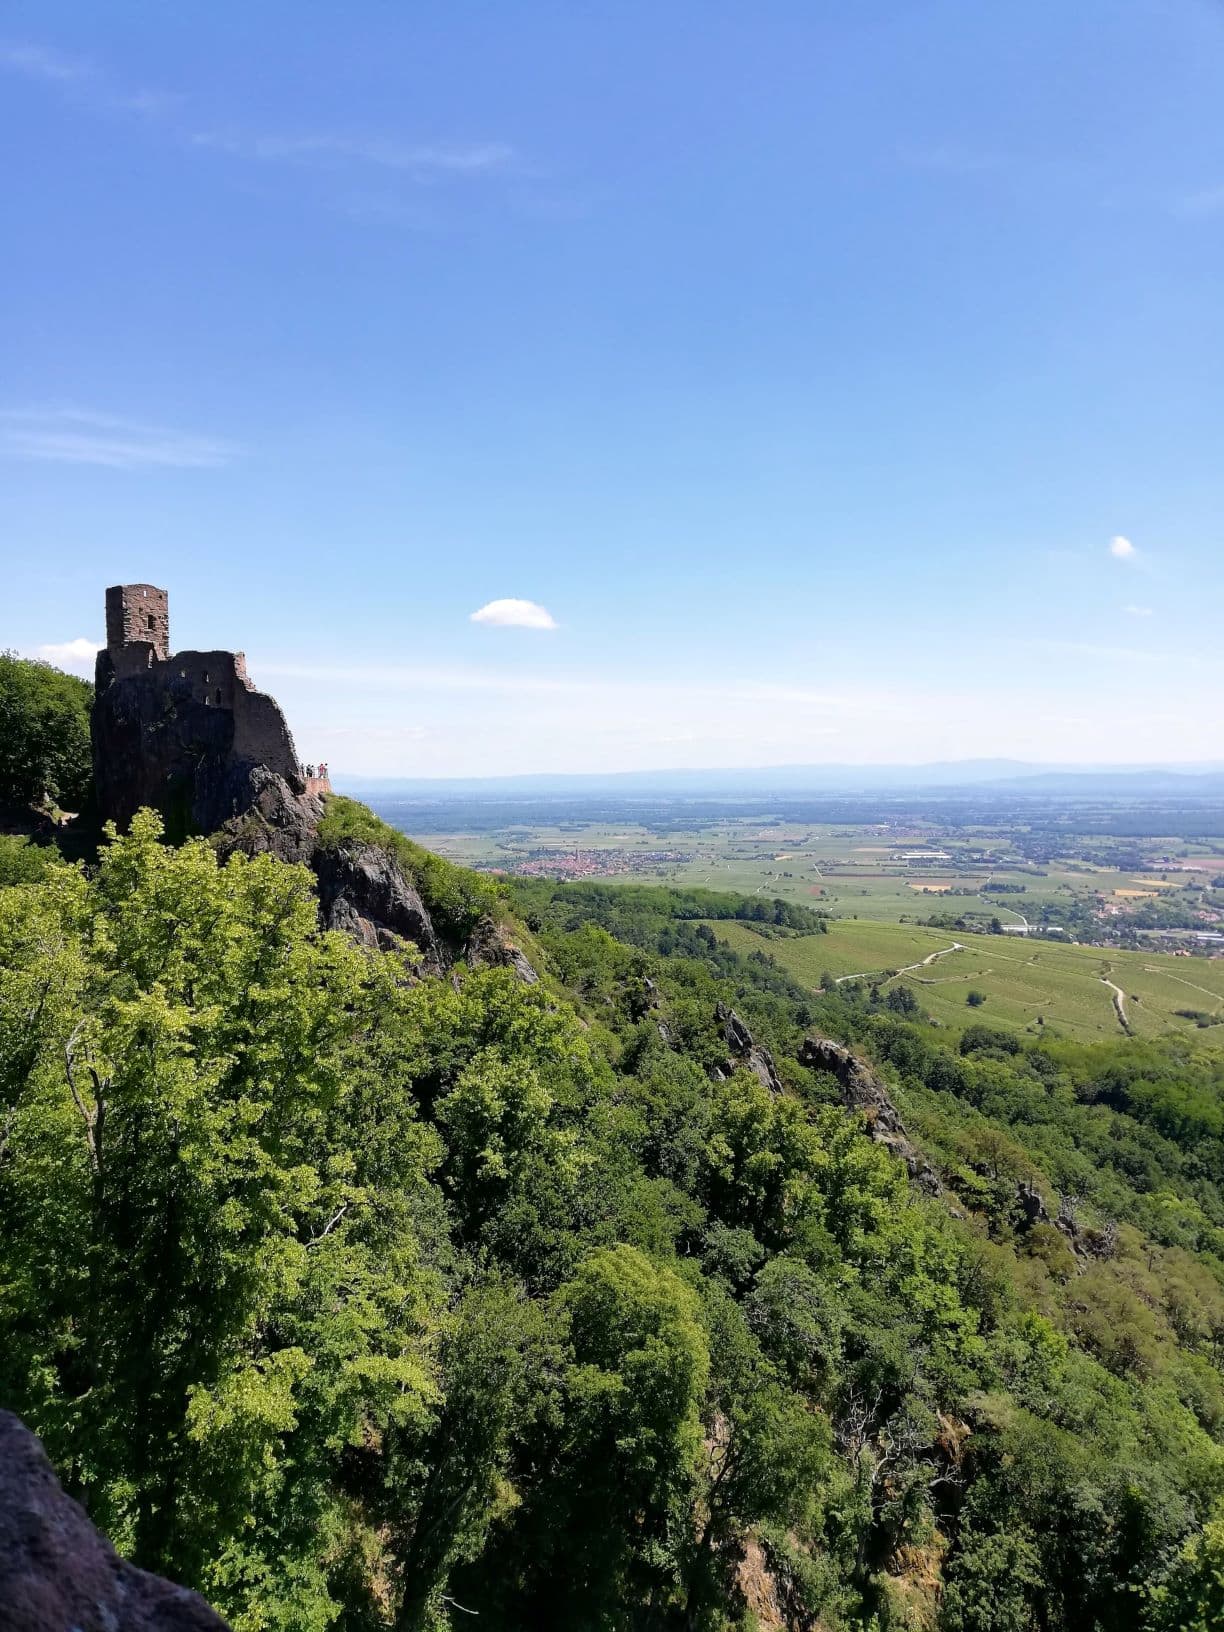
[3,814,1224,1630]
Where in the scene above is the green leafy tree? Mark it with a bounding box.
[0,811,442,1629]
[521,1245,710,1624]
[0,833,57,884]
[0,651,93,811]
[1156,1506,1224,1631]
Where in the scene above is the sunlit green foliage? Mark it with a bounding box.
[0,650,93,812]
[3,832,1224,1629]
[0,831,57,885]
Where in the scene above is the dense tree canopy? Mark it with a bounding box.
[2,818,1224,1629]
[0,650,93,813]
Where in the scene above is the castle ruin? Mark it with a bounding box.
[88,583,505,967]
[92,584,324,837]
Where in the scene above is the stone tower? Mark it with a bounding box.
[105,584,169,661]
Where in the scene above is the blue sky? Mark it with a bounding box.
[3,0,1223,775]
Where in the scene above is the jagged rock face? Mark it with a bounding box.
[799,1035,944,1197]
[92,649,303,840]
[1016,1179,1050,1230]
[1014,1180,1116,1261]
[714,1003,784,1094]
[312,841,442,965]
[464,914,539,983]
[215,768,324,866]
[799,1037,905,1133]
[0,1410,231,1631]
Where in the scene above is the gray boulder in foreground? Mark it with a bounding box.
[0,1410,231,1631]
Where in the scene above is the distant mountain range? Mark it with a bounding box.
[345,761,1224,799]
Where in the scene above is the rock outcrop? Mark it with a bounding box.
[0,1410,231,1631]
[799,1035,944,1197]
[214,767,325,865]
[313,839,442,963]
[713,1003,784,1094]
[1014,1180,1117,1261]
[464,914,540,983]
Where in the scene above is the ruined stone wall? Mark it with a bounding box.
[231,674,301,780]
[156,650,299,777]
[93,583,304,837]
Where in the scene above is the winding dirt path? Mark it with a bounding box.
[834,941,966,987]
[978,877,1029,929]
[1100,976,1131,1034]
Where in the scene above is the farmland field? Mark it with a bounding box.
[710,919,1224,1045]
[365,790,1224,1017]
[369,807,1221,926]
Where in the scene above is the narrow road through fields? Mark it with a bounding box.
[834,941,966,986]
[979,878,1029,929]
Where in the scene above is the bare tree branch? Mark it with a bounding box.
[64,1021,107,1175]
[307,1202,350,1246]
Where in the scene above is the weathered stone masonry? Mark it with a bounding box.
[93,584,303,835]
[105,582,169,660]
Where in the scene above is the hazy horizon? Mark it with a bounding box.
[344,758,1224,793]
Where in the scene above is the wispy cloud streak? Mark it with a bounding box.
[193,130,517,179]
[1175,184,1224,217]
[0,38,173,115]
[0,409,239,470]
[0,41,88,82]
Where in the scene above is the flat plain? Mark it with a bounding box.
[367,793,1224,1045]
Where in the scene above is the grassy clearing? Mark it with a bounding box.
[709,919,1224,1045]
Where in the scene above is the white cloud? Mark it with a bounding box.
[0,41,88,82]
[0,409,238,469]
[469,598,558,630]
[1109,534,1137,560]
[35,637,99,674]
[193,130,516,179]
[1123,604,1153,617]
